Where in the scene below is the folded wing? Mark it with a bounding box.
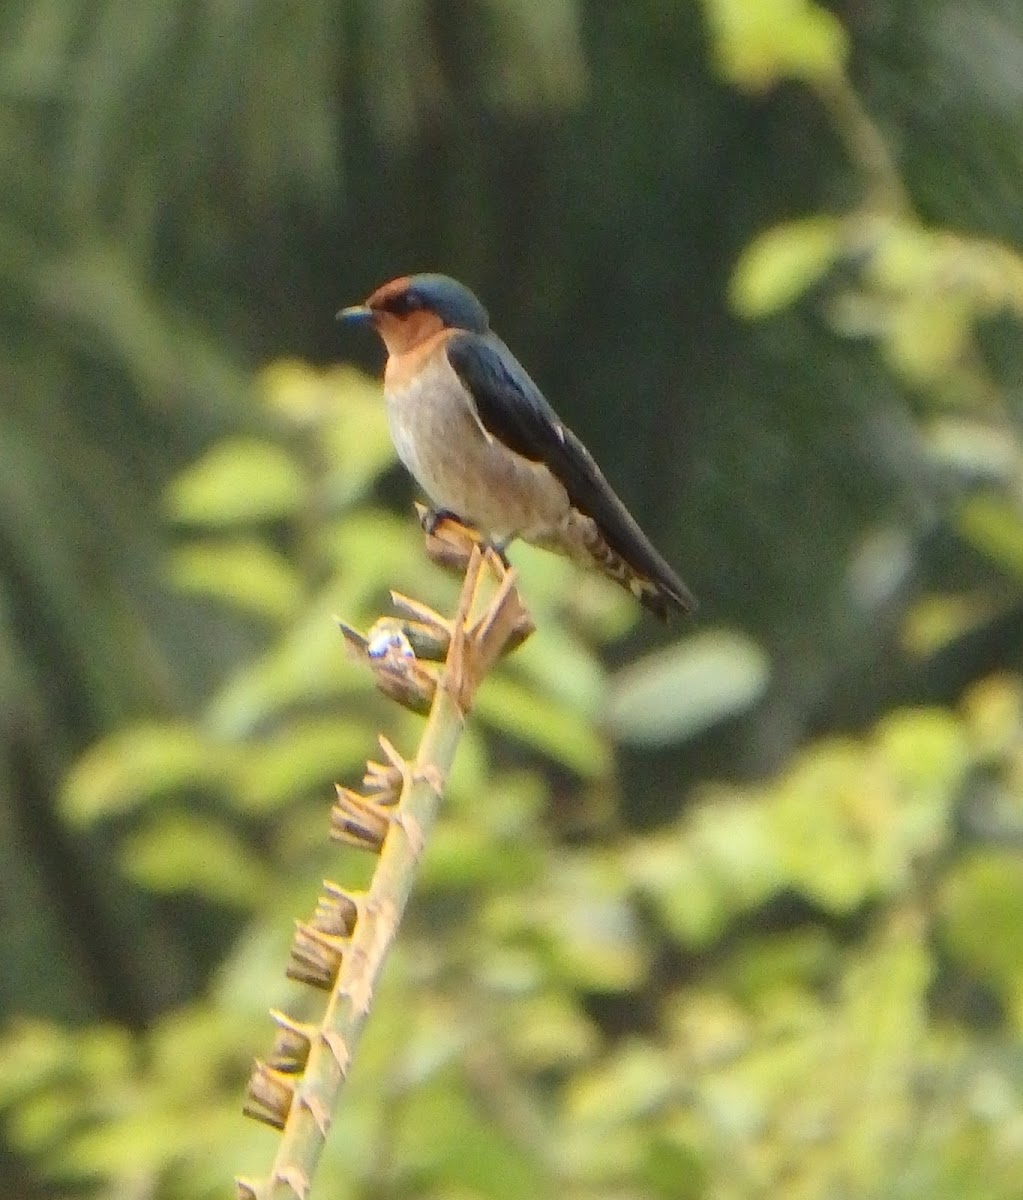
[446,331,695,616]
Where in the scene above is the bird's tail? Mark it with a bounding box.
[537,512,694,621]
[580,523,689,620]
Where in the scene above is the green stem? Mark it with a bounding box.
[264,682,466,1200]
[240,545,530,1200]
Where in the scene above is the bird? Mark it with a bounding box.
[337,273,695,619]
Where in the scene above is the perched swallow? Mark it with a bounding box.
[338,273,695,619]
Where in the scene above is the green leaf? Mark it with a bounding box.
[633,836,733,947]
[566,1039,675,1126]
[315,368,399,504]
[924,417,1019,485]
[505,991,600,1072]
[206,598,369,737]
[542,854,648,991]
[957,493,1023,583]
[962,675,1023,758]
[0,1020,130,1107]
[61,723,235,824]
[394,1075,546,1199]
[315,510,429,613]
[508,623,607,716]
[167,539,306,621]
[236,717,375,813]
[770,741,880,911]
[883,294,970,385]
[730,216,843,317]
[165,437,308,526]
[767,732,945,912]
[8,1088,86,1156]
[121,813,271,906]
[902,592,998,658]
[419,817,546,891]
[607,630,770,746]
[476,673,611,776]
[702,0,849,91]
[68,1109,192,1176]
[874,708,967,857]
[628,801,781,947]
[259,361,399,503]
[641,1135,707,1200]
[941,852,1023,1015]
[725,929,839,1001]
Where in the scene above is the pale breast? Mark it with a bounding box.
[384,352,570,541]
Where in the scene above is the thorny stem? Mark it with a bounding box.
[238,533,532,1200]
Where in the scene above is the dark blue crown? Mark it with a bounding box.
[406,274,490,333]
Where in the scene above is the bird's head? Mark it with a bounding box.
[338,274,490,355]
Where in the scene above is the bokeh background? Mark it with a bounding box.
[3,0,1023,1196]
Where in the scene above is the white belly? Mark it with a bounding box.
[385,355,570,541]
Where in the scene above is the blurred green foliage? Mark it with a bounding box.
[2,0,1023,1197]
[6,357,1022,1199]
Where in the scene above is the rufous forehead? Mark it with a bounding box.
[365,276,413,307]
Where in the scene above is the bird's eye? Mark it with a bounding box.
[384,291,419,316]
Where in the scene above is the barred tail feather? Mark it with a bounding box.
[579,521,683,620]
[531,509,694,620]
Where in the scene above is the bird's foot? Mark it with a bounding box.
[417,504,480,574]
[415,504,513,574]
[418,506,466,537]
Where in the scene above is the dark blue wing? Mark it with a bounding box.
[446,331,694,613]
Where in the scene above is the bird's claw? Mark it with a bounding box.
[419,507,463,537]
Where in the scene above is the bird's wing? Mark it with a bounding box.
[446,331,695,612]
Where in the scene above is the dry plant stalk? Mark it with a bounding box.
[237,517,533,1200]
